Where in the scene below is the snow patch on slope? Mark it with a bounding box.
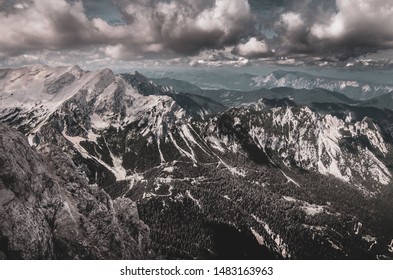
[388,239,393,253]
[186,190,202,209]
[280,170,300,187]
[282,196,327,216]
[251,214,291,258]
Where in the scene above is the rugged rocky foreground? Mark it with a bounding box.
[0,123,149,260]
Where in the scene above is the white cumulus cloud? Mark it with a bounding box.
[233,37,269,58]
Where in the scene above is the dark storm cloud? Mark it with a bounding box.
[0,0,118,56]
[1,0,393,63]
[109,0,254,56]
[311,0,393,59]
[0,0,254,59]
[260,0,393,60]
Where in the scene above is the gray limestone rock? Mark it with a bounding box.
[0,123,149,259]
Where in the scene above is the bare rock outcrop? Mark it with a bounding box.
[0,123,149,259]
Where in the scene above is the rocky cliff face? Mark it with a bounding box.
[208,101,392,194]
[0,123,149,260]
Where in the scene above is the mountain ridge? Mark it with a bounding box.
[1,65,393,260]
[253,70,393,100]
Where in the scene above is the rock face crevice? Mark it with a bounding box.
[0,123,149,260]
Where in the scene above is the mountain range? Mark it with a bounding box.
[1,65,393,260]
[253,70,393,100]
[153,74,393,111]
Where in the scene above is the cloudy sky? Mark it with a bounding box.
[0,0,393,69]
